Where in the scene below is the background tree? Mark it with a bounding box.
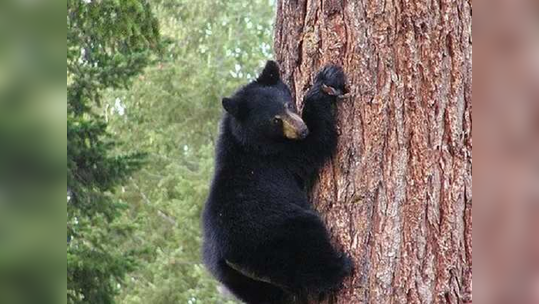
[67,0,159,303]
[274,0,472,303]
[102,0,274,303]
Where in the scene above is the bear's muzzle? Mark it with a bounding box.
[282,110,309,140]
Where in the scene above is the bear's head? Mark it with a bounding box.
[222,61,309,151]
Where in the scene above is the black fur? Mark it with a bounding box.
[202,61,352,304]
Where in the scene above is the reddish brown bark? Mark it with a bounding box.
[274,0,472,303]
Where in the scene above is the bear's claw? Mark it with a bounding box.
[315,65,346,96]
[321,84,343,96]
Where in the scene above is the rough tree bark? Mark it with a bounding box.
[274,0,472,303]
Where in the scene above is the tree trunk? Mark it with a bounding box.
[274,0,472,303]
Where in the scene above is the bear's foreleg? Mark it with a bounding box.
[298,65,346,169]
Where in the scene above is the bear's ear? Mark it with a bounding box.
[256,60,280,85]
[222,97,246,119]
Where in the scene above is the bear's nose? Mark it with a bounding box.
[298,127,309,139]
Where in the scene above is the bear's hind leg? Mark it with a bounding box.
[218,261,290,304]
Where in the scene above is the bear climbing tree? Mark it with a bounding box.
[274,0,472,303]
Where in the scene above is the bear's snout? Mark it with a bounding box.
[282,110,309,140]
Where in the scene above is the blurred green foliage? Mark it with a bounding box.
[0,1,65,304]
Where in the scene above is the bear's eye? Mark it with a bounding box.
[273,117,281,124]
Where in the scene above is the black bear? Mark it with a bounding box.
[202,61,352,304]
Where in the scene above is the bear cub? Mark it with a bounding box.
[202,61,352,304]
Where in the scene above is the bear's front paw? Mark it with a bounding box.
[315,65,346,96]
